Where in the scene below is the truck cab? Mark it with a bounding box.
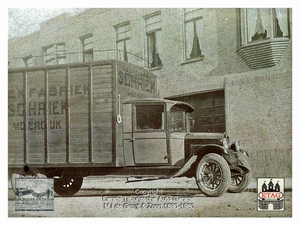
[122,98,195,167]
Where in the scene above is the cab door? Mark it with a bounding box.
[132,104,168,165]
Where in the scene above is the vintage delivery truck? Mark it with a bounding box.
[8,60,251,197]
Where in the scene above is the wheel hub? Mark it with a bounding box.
[62,178,74,188]
[200,162,222,190]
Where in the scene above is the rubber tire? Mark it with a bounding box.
[228,155,252,193]
[54,176,83,197]
[195,153,231,197]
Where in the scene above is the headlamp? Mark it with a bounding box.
[235,141,241,151]
[222,137,229,150]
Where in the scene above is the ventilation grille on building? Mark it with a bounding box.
[237,39,290,70]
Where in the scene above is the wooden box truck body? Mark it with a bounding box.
[8,60,251,197]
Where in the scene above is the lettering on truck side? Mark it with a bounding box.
[8,85,89,131]
[10,121,62,131]
[8,85,89,99]
[117,68,156,94]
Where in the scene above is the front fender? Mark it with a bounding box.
[194,144,230,155]
[239,149,249,157]
[227,150,251,174]
[225,149,250,165]
[172,144,229,178]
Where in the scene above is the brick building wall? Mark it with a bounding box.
[225,44,292,177]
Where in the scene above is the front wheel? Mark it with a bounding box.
[195,153,231,197]
[54,176,83,197]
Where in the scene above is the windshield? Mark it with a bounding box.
[170,107,185,132]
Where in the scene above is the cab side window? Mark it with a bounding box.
[136,105,164,130]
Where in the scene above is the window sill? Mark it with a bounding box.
[237,38,290,69]
[181,56,204,66]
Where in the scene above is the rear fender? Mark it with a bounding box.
[172,144,229,178]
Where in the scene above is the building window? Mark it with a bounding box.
[44,43,66,65]
[241,8,290,45]
[183,9,204,61]
[80,34,93,62]
[23,55,33,67]
[145,12,163,68]
[115,22,131,62]
[238,8,291,69]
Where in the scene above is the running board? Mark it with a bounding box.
[126,176,169,183]
[126,155,199,183]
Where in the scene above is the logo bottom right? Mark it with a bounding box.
[257,178,285,211]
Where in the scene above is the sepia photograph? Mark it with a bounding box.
[5,1,297,221]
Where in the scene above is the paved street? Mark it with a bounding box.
[8,176,292,217]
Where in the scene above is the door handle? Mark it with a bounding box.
[129,138,134,142]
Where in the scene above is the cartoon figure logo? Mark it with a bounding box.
[257,178,284,211]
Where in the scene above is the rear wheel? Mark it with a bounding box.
[195,153,231,197]
[54,176,83,197]
[228,155,251,193]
